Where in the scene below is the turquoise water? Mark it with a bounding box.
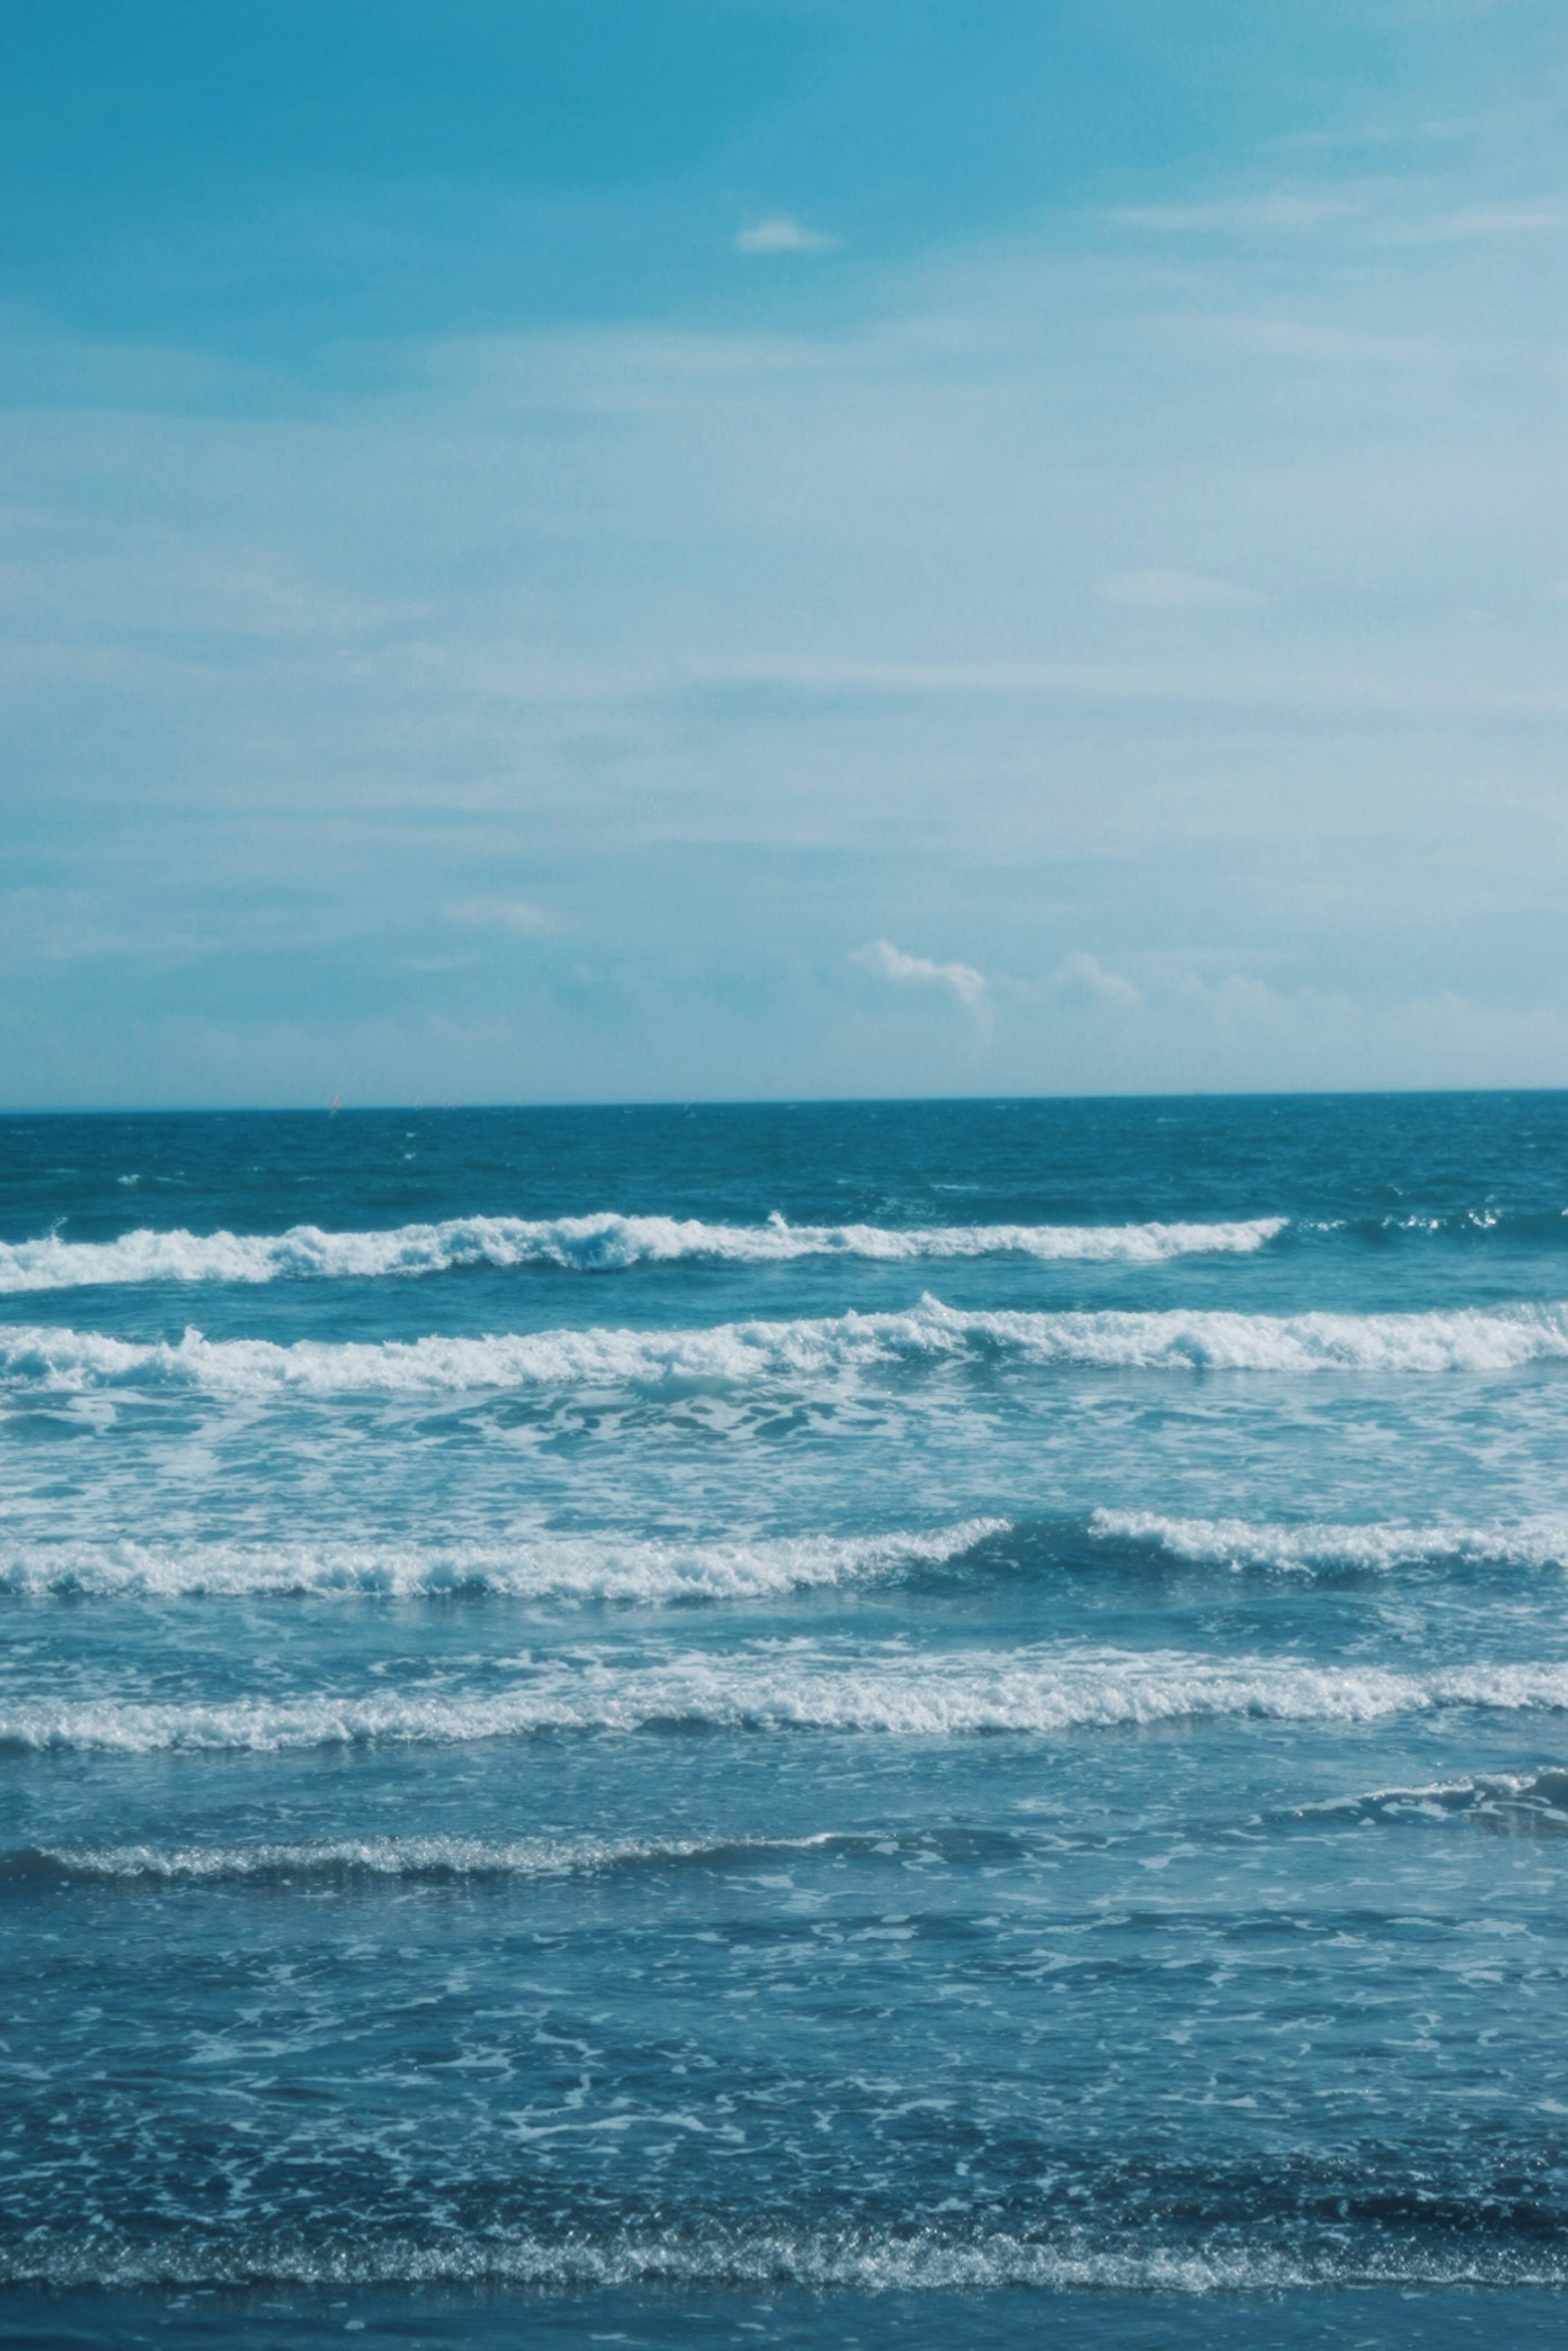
[5,1095,1568,2347]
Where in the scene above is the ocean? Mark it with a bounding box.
[6,1094,1568,2350]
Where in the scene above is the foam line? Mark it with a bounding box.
[1298,1766,1568,1821]
[0,1518,1009,1601]
[7,1293,1568,1394]
[0,1828,849,1886]
[1095,1509,1568,1572]
[9,1647,1568,1751]
[4,2228,1566,2292]
[2,1824,1031,1886]
[0,1212,1286,1292]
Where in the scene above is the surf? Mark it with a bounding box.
[12,1645,1568,1750]
[0,1210,1287,1291]
[9,1293,1568,1395]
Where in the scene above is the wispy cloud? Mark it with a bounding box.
[1109,192,1359,236]
[443,898,568,936]
[733,215,838,255]
[1047,952,1143,1011]
[1408,203,1568,240]
[690,653,1568,721]
[0,889,226,968]
[851,938,987,1014]
[1211,316,1438,367]
[1098,570,1250,610]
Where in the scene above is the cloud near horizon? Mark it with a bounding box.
[851,940,988,1016]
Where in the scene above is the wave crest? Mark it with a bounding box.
[1301,1767,1568,1830]
[1,1823,1032,1887]
[9,1647,1568,1752]
[0,1518,1007,1602]
[1,1828,846,1887]
[1095,1509,1568,1573]
[0,1211,1285,1292]
[8,1294,1568,1395]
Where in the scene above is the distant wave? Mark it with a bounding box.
[8,1294,1568,1395]
[0,1518,1007,1602]
[10,1646,1568,1751]
[0,1211,1285,1291]
[1307,1206,1568,1243]
[1096,1509,1568,1574]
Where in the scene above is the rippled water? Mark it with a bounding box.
[6,1095,1568,2348]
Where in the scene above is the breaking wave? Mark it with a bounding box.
[8,1294,1568,1397]
[5,2226,1568,2293]
[19,1510,1568,1602]
[1300,1766,1568,1830]
[0,1211,1285,1292]
[10,1646,1568,1752]
[0,1827,856,1888]
[1,1823,1040,1888]
[0,1518,1007,1602]
[1096,1509,1568,1574]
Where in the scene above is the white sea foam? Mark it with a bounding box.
[9,1646,1568,1752]
[0,1518,1007,1602]
[7,1293,1568,1395]
[4,1829,843,1885]
[1299,1766,1568,1822]
[0,1211,1285,1292]
[1096,1509,1568,1573]
[4,2226,1564,2293]
[3,1825,994,1885]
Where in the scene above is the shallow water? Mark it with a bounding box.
[6,1095,1568,2347]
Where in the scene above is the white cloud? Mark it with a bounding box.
[1047,952,1143,1010]
[444,897,567,935]
[733,215,838,255]
[851,938,987,1014]
[1098,570,1250,611]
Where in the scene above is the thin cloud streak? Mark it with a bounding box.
[1096,571,1251,610]
[443,899,570,937]
[733,216,839,254]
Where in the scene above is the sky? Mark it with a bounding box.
[4,0,1568,1106]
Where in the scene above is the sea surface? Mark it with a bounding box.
[6,1094,1568,2349]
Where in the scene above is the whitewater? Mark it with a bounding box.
[11,1645,1568,1752]
[7,1095,1568,2351]
[0,1209,1285,1291]
[8,1291,1568,1395]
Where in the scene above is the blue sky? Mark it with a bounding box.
[4,0,1568,1104]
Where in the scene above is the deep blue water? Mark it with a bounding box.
[6,1094,1568,2349]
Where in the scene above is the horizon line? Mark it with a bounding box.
[3,1083,1566,1119]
